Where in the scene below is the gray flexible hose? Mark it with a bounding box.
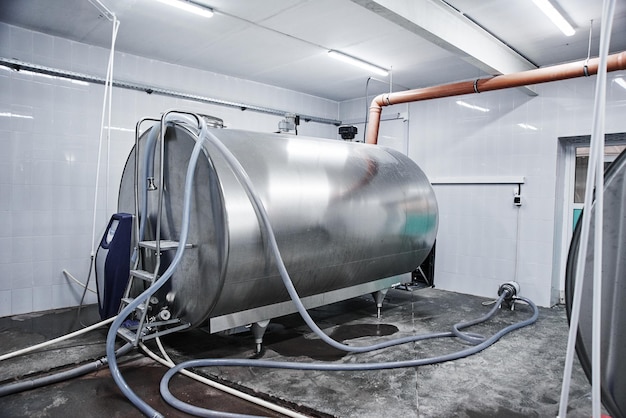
[137,116,195,258]
[106,115,212,418]
[159,295,539,417]
[200,129,536,353]
[108,119,539,417]
[0,343,133,397]
[138,124,159,245]
[155,129,539,417]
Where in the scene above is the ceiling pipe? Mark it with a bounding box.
[365,51,626,144]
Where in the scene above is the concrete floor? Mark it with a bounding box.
[0,287,599,417]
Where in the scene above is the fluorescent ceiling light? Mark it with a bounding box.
[10,67,90,86]
[156,0,214,18]
[0,112,34,119]
[328,50,389,77]
[456,100,490,112]
[615,77,626,90]
[531,0,575,36]
[105,126,135,133]
[517,123,538,130]
[21,69,55,79]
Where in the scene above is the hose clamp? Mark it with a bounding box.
[473,79,480,93]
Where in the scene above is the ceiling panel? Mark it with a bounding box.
[445,0,626,66]
[0,0,624,102]
[183,25,322,79]
[197,0,309,24]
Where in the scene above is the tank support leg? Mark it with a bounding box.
[372,289,389,319]
[251,319,270,354]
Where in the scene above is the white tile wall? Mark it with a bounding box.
[1,22,340,317]
[339,72,626,307]
[5,21,625,315]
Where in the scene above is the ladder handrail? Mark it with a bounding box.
[154,111,202,275]
[133,117,159,270]
[121,110,204,345]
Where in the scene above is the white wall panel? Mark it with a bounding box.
[0,22,339,316]
[340,71,626,307]
[364,74,624,306]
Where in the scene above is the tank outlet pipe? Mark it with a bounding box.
[365,51,626,144]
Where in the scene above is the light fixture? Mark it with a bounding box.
[517,123,538,130]
[7,67,90,86]
[531,0,575,36]
[614,77,626,90]
[105,126,135,133]
[456,100,490,112]
[328,50,389,77]
[156,0,214,18]
[0,112,34,119]
[21,69,55,79]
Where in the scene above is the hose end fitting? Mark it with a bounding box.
[498,281,520,301]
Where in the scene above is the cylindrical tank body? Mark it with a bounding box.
[118,122,438,328]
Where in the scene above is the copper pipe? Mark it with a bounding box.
[365,51,626,144]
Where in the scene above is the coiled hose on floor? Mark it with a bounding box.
[160,292,537,418]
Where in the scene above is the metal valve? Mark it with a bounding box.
[158,309,171,321]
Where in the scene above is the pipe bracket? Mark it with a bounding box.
[583,64,590,77]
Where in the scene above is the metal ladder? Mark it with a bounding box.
[116,112,198,345]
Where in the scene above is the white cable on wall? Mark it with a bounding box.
[557,1,615,416]
[60,2,119,313]
[91,17,120,257]
[62,269,97,294]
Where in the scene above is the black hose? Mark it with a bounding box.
[0,343,133,397]
[70,255,96,330]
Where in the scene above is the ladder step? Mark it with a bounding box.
[141,321,192,341]
[120,297,146,313]
[130,269,156,282]
[117,326,138,343]
[139,240,193,251]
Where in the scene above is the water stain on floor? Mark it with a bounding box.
[269,323,399,361]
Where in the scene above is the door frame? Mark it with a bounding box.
[553,132,626,304]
